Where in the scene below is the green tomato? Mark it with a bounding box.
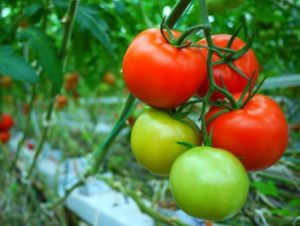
[130,109,201,175]
[170,146,249,220]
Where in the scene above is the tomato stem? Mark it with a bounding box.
[166,0,193,28]
[47,0,193,209]
[10,85,36,171]
[26,0,80,179]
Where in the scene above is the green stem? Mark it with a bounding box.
[26,99,54,179]
[10,86,36,170]
[100,176,189,226]
[26,0,79,179]
[175,24,210,45]
[89,94,137,174]
[166,0,193,28]
[49,0,193,209]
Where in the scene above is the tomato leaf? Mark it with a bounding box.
[0,45,38,83]
[17,27,63,94]
[53,0,113,56]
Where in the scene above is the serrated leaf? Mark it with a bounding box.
[0,45,38,83]
[17,27,63,94]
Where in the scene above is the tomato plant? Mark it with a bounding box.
[0,114,14,131]
[122,28,207,109]
[206,94,288,171]
[197,34,260,100]
[55,95,68,110]
[170,146,249,220]
[130,108,201,175]
[103,71,116,86]
[64,72,79,91]
[0,131,10,143]
[206,0,244,13]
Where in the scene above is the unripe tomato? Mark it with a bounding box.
[206,94,288,171]
[0,131,10,143]
[55,95,68,110]
[197,34,260,100]
[123,28,206,109]
[64,72,79,91]
[170,146,249,220]
[103,71,116,86]
[130,109,201,175]
[0,114,14,131]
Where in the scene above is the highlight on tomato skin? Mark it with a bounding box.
[197,34,260,100]
[122,28,207,109]
[205,93,289,171]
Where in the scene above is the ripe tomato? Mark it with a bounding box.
[206,94,288,171]
[103,71,116,86]
[130,108,201,175]
[197,34,260,100]
[64,72,79,91]
[0,131,10,143]
[0,114,14,131]
[0,76,12,88]
[123,28,206,109]
[55,95,68,110]
[170,146,249,220]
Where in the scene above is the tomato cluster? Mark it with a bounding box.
[0,114,14,144]
[122,28,288,221]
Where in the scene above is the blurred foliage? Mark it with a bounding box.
[0,0,300,226]
[1,0,300,97]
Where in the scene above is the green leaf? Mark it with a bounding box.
[23,3,42,17]
[261,75,300,90]
[17,27,63,94]
[0,45,38,83]
[76,5,113,56]
[252,180,279,197]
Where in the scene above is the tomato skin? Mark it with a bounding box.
[130,109,201,175]
[0,131,10,143]
[64,72,79,91]
[123,28,206,109]
[206,94,288,171]
[0,114,14,131]
[55,95,68,110]
[170,146,249,220]
[103,71,116,86]
[197,34,260,100]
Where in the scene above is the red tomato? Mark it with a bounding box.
[197,34,260,100]
[0,114,14,131]
[0,131,10,143]
[206,94,288,171]
[122,28,206,109]
[55,95,68,110]
[64,72,79,91]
